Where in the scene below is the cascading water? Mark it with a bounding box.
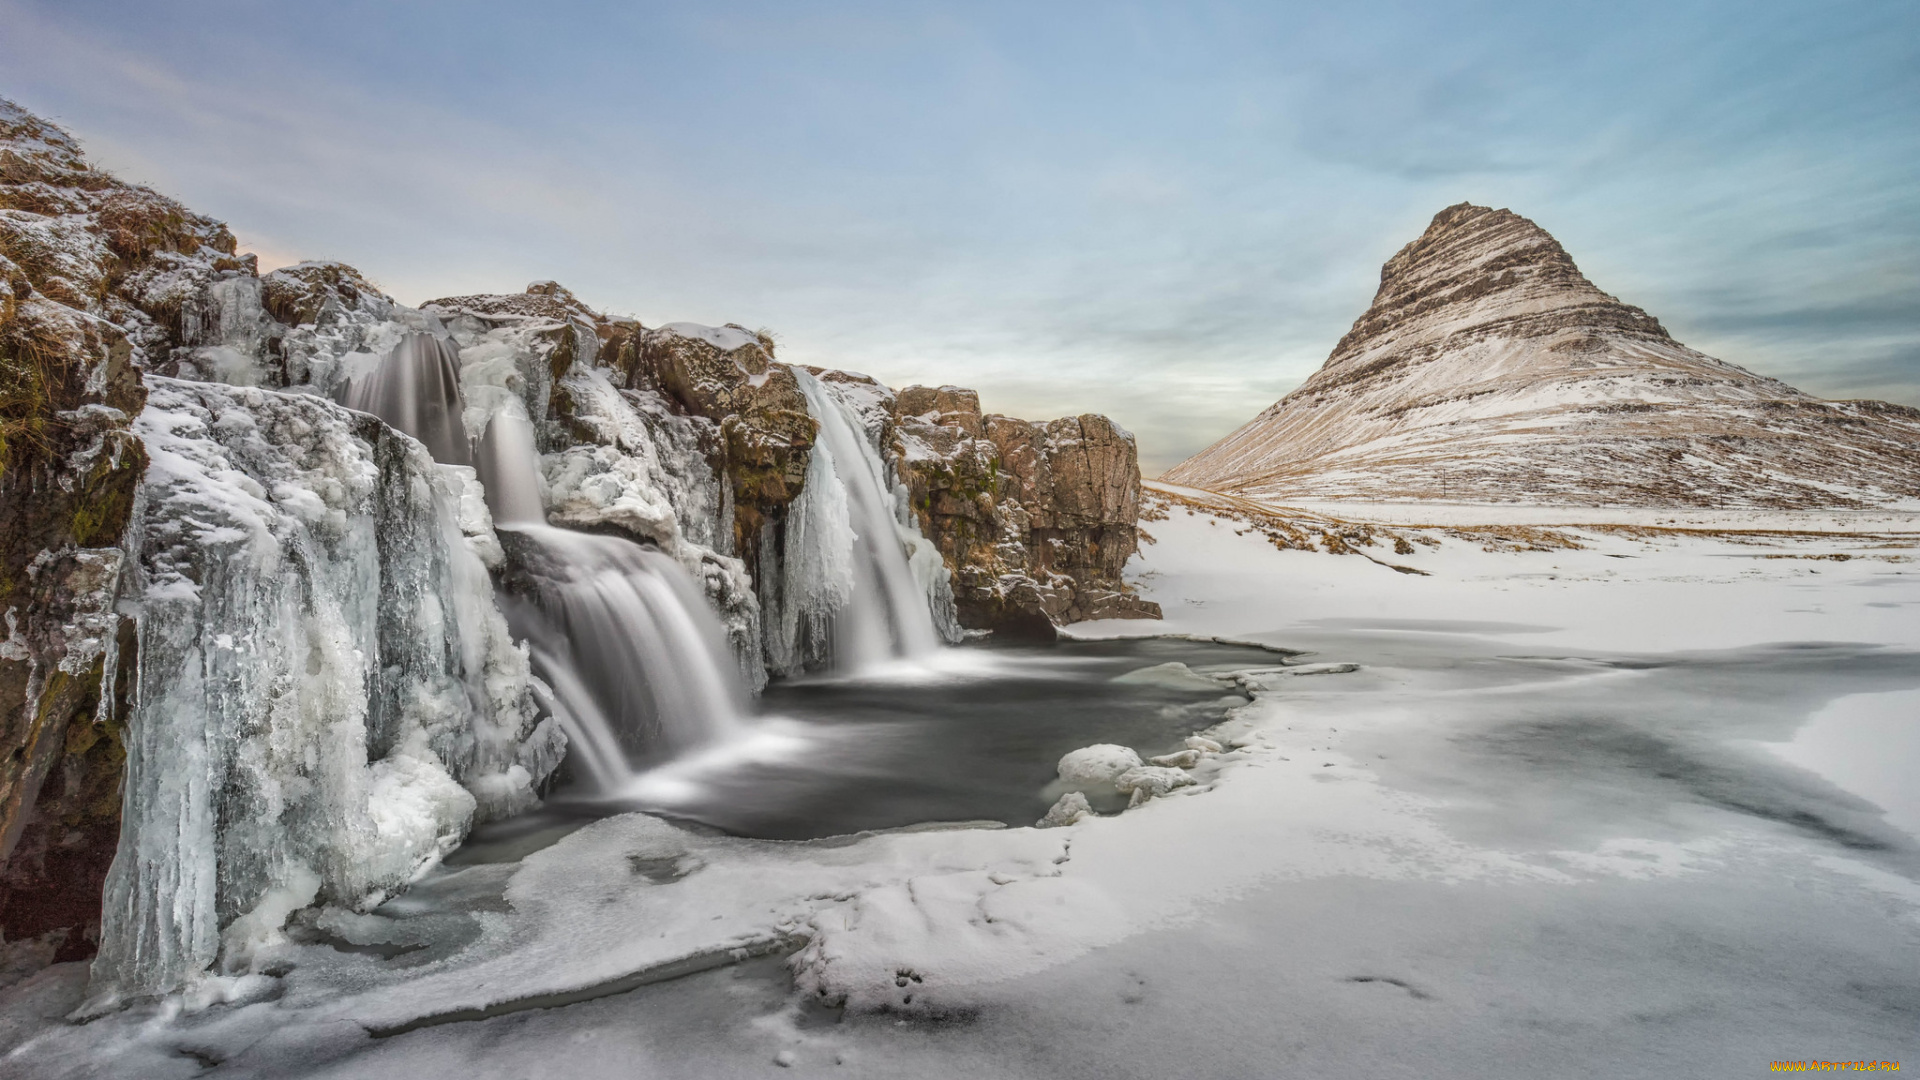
[479,413,750,790]
[497,532,749,785]
[776,370,961,674]
[342,331,753,794]
[340,333,474,467]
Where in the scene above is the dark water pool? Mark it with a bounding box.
[452,637,1286,855]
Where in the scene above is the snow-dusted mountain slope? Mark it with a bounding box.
[1164,203,1920,508]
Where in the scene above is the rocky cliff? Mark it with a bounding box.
[1166,203,1920,507]
[463,295,1160,640]
[0,98,227,963]
[0,98,1156,964]
[882,383,1158,635]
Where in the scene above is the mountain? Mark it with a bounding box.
[1164,203,1920,508]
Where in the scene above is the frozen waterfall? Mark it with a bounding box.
[769,371,960,674]
[338,331,752,792]
[88,380,559,1010]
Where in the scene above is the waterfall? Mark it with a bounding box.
[336,332,752,794]
[339,333,474,467]
[775,370,961,674]
[473,404,548,526]
[473,399,751,793]
[496,529,749,788]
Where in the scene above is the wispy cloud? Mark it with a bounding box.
[3,0,1914,469]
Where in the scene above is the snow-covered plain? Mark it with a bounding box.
[3,495,1918,1077]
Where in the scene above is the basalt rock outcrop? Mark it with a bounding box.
[810,375,1159,637]
[1166,202,1920,507]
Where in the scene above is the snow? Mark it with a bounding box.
[658,322,761,353]
[6,489,1917,1074]
[1763,689,1920,839]
[1055,744,1144,788]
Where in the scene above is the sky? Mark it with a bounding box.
[2,0,1915,474]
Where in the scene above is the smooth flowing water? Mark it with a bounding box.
[457,637,1276,848]
[774,371,958,675]
[497,527,750,785]
[339,332,473,466]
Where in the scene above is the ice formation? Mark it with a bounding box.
[87,379,558,1010]
[340,313,756,793]
[1113,765,1197,807]
[764,370,960,674]
[78,269,774,1003]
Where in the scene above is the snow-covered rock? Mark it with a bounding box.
[1036,791,1095,828]
[1113,765,1199,807]
[1057,745,1145,790]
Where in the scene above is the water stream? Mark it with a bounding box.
[338,332,474,467]
[770,371,960,676]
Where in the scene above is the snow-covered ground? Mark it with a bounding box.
[4,498,1917,1077]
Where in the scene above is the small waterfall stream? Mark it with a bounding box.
[783,370,960,674]
[339,333,474,467]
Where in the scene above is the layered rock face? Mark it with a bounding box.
[885,383,1159,635]
[1166,203,1920,507]
[594,323,1157,637]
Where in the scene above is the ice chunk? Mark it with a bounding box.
[1037,791,1095,828]
[1111,661,1225,692]
[1149,749,1203,768]
[1114,766,1197,807]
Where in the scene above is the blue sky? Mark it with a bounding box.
[3,0,1915,473]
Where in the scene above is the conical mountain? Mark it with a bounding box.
[1165,203,1920,508]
